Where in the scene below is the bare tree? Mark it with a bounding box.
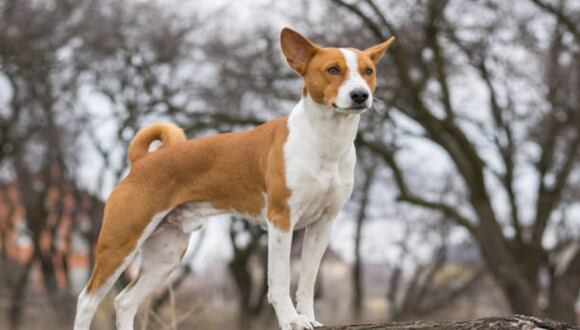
[0,0,94,327]
[0,0,202,327]
[331,0,580,323]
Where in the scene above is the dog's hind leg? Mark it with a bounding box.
[74,261,129,330]
[114,218,194,330]
[74,207,171,330]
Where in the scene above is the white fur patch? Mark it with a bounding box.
[335,49,372,110]
[148,139,164,152]
[284,97,357,230]
[296,219,332,326]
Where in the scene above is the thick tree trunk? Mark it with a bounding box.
[319,315,577,330]
[545,249,580,324]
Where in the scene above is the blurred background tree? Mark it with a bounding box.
[0,0,578,329]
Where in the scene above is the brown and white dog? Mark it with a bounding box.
[74,28,394,330]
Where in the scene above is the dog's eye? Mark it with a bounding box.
[364,68,373,76]
[327,66,340,75]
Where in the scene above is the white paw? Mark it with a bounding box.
[310,319,323,327]
[281,314,315,330]
[298,312,324,328]
[300,314,323,328]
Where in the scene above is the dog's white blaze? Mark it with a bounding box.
[335,49,372,109]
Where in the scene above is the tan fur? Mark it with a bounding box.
[280,28,319,75]
[86,118,291,293]
[303,48,348,105]
[364,36,396,65]
[281,29,395,106]
[127,123,186,165]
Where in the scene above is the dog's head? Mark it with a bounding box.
[281,27,395,114]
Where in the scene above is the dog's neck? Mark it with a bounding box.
[288,95,360,161]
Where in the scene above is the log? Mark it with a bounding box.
[319,315,578,330]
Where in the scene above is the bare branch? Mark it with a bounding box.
[424,0,455,120]
[529,0,580,42]
[359,137,478,236]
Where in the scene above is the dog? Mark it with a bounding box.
[73,27,394,330]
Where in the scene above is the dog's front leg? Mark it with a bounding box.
[296,218,332,327]
[268,223,314,330]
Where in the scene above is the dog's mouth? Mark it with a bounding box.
[332,103,368,114]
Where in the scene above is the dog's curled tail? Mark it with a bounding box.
[128,123,186,165]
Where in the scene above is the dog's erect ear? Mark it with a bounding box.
[364,36,396,65]
[280,27,319,75]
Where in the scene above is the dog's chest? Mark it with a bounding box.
[280,99,359,228]
[284,146,355,228]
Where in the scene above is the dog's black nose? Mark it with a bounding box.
[350,89,369,104]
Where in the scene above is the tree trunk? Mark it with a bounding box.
[544,249,580,324]
[352,165,376,315]
[9,257,34,329]
[228,255,253,328]
[470,203,538,316]
[318,315,577,330]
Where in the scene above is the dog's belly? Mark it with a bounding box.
[163,201,269,233]
[162,202,219,233]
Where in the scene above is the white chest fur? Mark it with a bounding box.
[284,97,358,229]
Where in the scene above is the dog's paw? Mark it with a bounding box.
[299,314,323,328]
[309,319,323,327]
[281,314,315,330]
